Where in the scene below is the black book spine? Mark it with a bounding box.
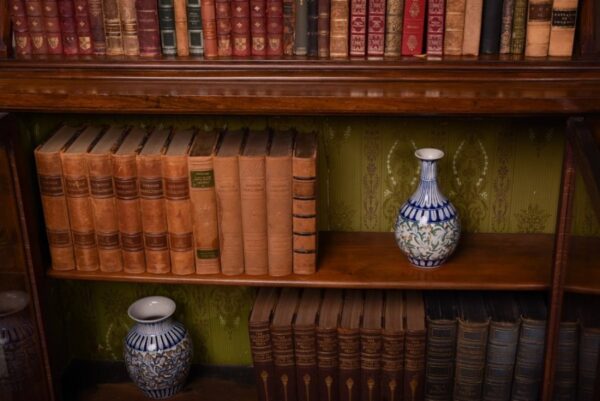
[553,322,578,401]
[453,319,489,401]
[425,318,457,401]
[294,0,308,54]
[479,0,504,54]
[158,0,178,54]
[577,326,600,401]
[187,0,204,55]
[306,0,318,55]
[482,321,519,401]
[511,318,546,401]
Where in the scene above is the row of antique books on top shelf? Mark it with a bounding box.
[7,0,579,59]
[249,289,600,401]
[35,124,318,276]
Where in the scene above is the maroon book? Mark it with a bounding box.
[201,0,218,57]
[25,0,49,54]
[58,0,79,54]
[366,0,384,56]
[9,0,33,56]
[231,0,250,56]
[401,0,425,55]
[250,0,266,55]
[316,0,329,57]
[42,0,64,53]
[265,0,282,55]
[216,0,232,56]
[73,0,93,53]
[135,0,161,56]
[426,0,444,56]
[87,0,106,54]
[349,0,366,56]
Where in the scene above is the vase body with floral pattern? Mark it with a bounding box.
[394,148,461,268]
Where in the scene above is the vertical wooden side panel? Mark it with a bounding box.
[577,0,599,55]
[0,0,9,57]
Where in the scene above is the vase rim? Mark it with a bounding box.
[128,296,176,324]
[0,290,29,317]
[415,148,444,161]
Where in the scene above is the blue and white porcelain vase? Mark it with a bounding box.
[124,296,193,399]
[394,148,461,268]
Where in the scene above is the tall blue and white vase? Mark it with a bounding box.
[124,296,193,399]
[394,148,461,268]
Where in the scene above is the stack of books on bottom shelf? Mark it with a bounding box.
[248,289,600,401]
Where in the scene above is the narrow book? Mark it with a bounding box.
[316,0,329,57]
[43,0,63,54]
[282,0,294,54]
[329,0,348,57]
[215,0,232,55]
[307,0,318,56]
[294,0,308,55]
[74,0,94,54]
[404,291,426,401]
[188,130,221,274]
[553,296,578,401]
[366,0,385,56]
[187,0,204,55]
[294,289,322,401]
[426,0,444,56]
[26,0,49,54]
[251,0,267,55]
[499,0,515,54]
[444,0,465,55]
[349,0,366,56]
[86,126,126,273]
[316,289,343,401]
[510,0,527,54]
[577,296,600,401]
[174,0,190,55]
[103,0,124,55]
[382,291,404,401]
[9,0,32,56]
[58,0,78,54]
[213,130,245,275]
[162,129,195,275]
[136,0,161,56]
[201,0,218,56]
[159,0,178,55]
[461,0,483,55]
[479,0,504,54]
[360,290,384,401]
[401,0,425,55]
[266,0,283,55]
[35,125,80,271]
[548,0,578,57]
[231,0,251,56]
[118,0,139,54]
[383,0,403,56]
[338,290,364,401]
[525,0,552,57]
[87,0,106,54]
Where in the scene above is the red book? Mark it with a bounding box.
[58,0,79,54]
[366,0,384,56]
[250,0,266,55]
[216,0,232,56]
[25,0,49,54]
[135,0,161,56]
[231,0,250,56]
[73,0,93,53]
[401,0,425,55]
[349,0,366,56]
[43,0,64,53]
[9,0,33,56]
[426,0,444,56]
[265,0,282,55]
[201,0,218,57]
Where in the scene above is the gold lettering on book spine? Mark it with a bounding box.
[325,376,333,401]
[261,370,269,400]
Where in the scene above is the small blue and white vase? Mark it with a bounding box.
[394,148,461,268]
[124,296,193,399]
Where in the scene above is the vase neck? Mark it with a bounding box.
[410,159,447,208]
[135,317,175,335]
[420,160,437,182]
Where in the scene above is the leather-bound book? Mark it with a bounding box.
[174,0,189,55]
[187,0,204,55]
[201,0,218,56]
[118,0,139,54]
[26,0,49,54]
[112,128,147,274]
[266,0,283,55]
[524,0,552,57]
[383,0,403,56]
[61,126,103,271]
[251,0,267,55]
[159,0,178,55]
[137,128,171,274]
[443,0,464,55]
[9,0,32,56]
[426,0,444,56]
[366,0,385,56]
[249,287,280,401]
[103,0,124,54]
[231,0,250,56]
[86,126,126,273]
[499,0,514,54]
[215,0,232,55]
[424,292,457,401]
[35,125,80,271]
[461,0,482,55]
[329,0,348,57]
[360,291,383,401]
[316,0,329,57]
[381,291,405,401]
[213,130,245,275]
[338,290,364,401]
[74,0,94,54]
[509,0,526,54]
[162,129,195,275]
[349,0,366,56]
[188,130,221,274]
[479,0,503,54]
[404,291,426,401]
[282,0,294,55]
[453,292,489,401]
[552,296,578,401]
[271,288,301,401]
[577,296,600,401]
[294,289,322,401]
[42,0,63,54]
[307,0,318,56]
[87,0,105,54]
[401,0,425,55]
[317,289,343,401]
[292,131,317,275]
[239,130,269,275]
[482,293,520,401]
[511,293,547,401]
[136,0,161,56]
[548,0,578,57]
[294,0,308,55]
[58,0,79,54]
[266,130,293,277]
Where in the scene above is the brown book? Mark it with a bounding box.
[61,126,103,272]
[329,0,349,57]
[249,287,280,401]
[292,131,317,275]
[461,0,482,55]
[35,125,80,271]
[86,126,126,273]
[548,0,578,57]
[188,130,221,274]
[137,128,171,274]
[240,130,270,276]
[88,0,106,54]
[382,291,405,401]
[103,0,124,54]
[271,288,301,401]
[404,291,426,401]
[499,0,515,54]
[317,289,344,401]
[338,290,364,401]
[112,128,147,274]
[118,0,140,54]
[525,0,552,57]
[443,0,466,55]
[384,0,403,57]
[201,0,219,56]
[213,130,246,275]
[360,290,384,401]
[266,130,293,277]
[294,289,322,401]
[174,0,190,55]
[162,129,195,275]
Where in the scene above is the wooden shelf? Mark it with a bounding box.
[565,236,600,295]
[48,232,553,290]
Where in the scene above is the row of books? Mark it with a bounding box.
[8,0,578,58]
[249,289,600,401]
[35,125,318,276]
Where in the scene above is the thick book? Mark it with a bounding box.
[271,288,301,401]
[366,0,385,56]
[294,0,308,55]
[349,0,366,56]
[360,291,384,401]
[35,125,80,271]
[509,0,527,54]
[266,130,294,277]
[426,0,444,56]
[231,0,251,56]
[292,131,317,275]
[87,0,106,54]
[461,0,482,55]
[136,0,161,56]
[401,0,425,55]
[338,290,364,401]
[162,129,195,275]
[382,291,405,401]
[479,0,503,54]
[329,0,348,57]
[112,128,147,274]
[316,289,343,401]
[174,0,190,55]
[86,126,126,273]
[26,0,49,54]
[118,0,139,54]
[43,0,63,54]
[316,0,329,57]
[249,287,280,401]
[266,0,283,55]
[499,0,515,54]
[215,0,232,55]
[58,0,78,54]
[525,0,552,57]
[9,0,32,56]
[187,0,204,55]
[404,291,426,401]
[74,0,94,54]
[188,130,221,274]
[383,0,403,56]
[294,289,322,401]
[103,0,124,55]
[251,0,267,55]
[282,0,294,55]
[159,0,178,55]
[201,0,218,56]
[552,296,578,401]
[548,0,578,57]
[577,296,600,401]
[213,130,245,275]
[307,0,318,56]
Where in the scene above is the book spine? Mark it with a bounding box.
[118,0,139,54]
[443,0,464,55]
[461,0,482,55]
[511,318,546,401]
[61,152,99,271]
[453,320,489,401]
[231,0,250,55]
[266,153,292,276]
[383,0,403,56]
[162,154,194,275]
[112,153,145,273]
[317,327,339,401]
[35,150,75,270]
[215,0,232,55]
[338,328,361,401]
[87,0,105,54]
[366,0,384,56]
[282,0,293,54]
[360,328,382,401]
[552,322,578,401]
[307,0,318,56]
[316,0,329,57]
[74,0,94,54]
[187,0,204,55]
[329,0,348,57]
[479,0,503,54]
[251,0,267,55]
[201,0,218,56]
[577,326,600,401]
[381,331,404,401]
[424,319,456,401]
[272,325,298,401]
[58,0,79,54]
[87,153,123,272]
[524,0,552,57]
[250,321,276,401]
[135,0,161,56]
[42,0,64,54]
[400,0,425,55]
[266,0,283,55]
[509,0,526,54]
[292,150,317,275]
[499,0,514,54]
[295,325,318,401]
[174,0,189,55]
[348,0,365,56]
[27,0,48,54]
[9,0,33,56]
[482,321,519,401]
[426,0,444,56]
[102,0,124,54]
[548,0,578,57]
[404,329,425,401]
[159,0,178,55]
[188,155,221,274]
[294,0,307,54]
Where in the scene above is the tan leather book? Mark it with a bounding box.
[61,126,103,271]
[137,127,172,274]
[118,0,140,54]
[461,0,483,55]
[188,130,221,274]
[548,0,578,57]
[329,0,349,57]
[174,0,190,55]
[213,130,246,275]
[86,126,127,273]
[35,125,81,271]
[162,129,195,275]
[112,127,147,274]
[444,0,466,55]
[292,131,317,275]
[266,130,294,277]
[525,0,552,57]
